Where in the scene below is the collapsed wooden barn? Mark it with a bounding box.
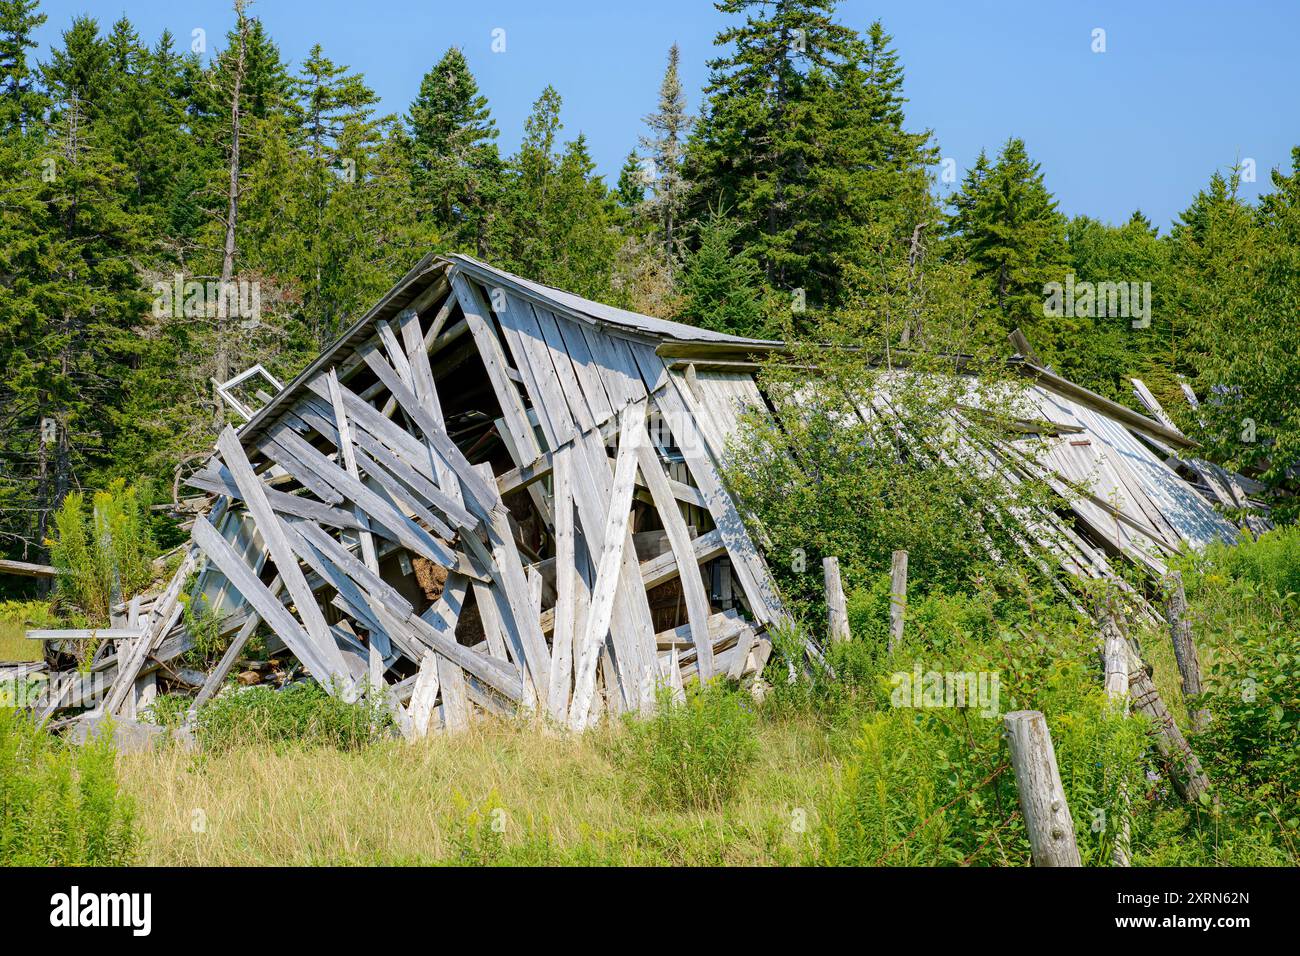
[21,253,1267,736]
[34,254,790,734]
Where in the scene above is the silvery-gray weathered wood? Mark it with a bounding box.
[192,515,341,686]
[546,445,577,718]
[364,345,499,517]
[1099,613,1133,867]
[438,654,470,732]
[451,273,543,466]
[636,430,715,680]
[26,628,145,641]
[408,651,441,737]
[186,466,365,532]
[268,424,457,568]
[570,403,645,729]
[822,557,850,644]
[1004,710,1082,866]
[216,427,352,682]
[1163,571,1207,732]
[1126,642,1211,802]
[889,549,909,652]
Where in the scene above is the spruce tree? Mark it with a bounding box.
[639,43,692,263]
[686,4,934,311]
[408,47,500,257]
[616,149,646,209]
[677,209,768,335]
[944,137,1069,351]
[0,92,150,555]
[493,87,622,301]
[0,0,47,131]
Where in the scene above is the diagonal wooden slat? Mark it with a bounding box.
[216,427,352,681]
[570,402,645,729]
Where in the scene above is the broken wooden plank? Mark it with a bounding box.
[0,557,57,579]
[547,445,577,719]
[635,429,715,680]
[192,515,343,688]
[570,403,645,729]
[215,427,351,682]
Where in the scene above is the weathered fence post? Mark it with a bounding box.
[888,550,908,652]
[1163,571,1208,732]
[1126,643,1212,803]
[1004,710,1082,867]
[822,557,850,643]
[1101,615,1132,867]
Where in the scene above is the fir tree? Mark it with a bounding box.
[677,209,767,335]
[616,149,646,209]
[639,43,692,263]
[0,0,47,131]
[408,46,500,257]
[944,137,1069,350]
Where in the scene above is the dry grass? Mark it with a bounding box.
[119,715,838,866]
[0,619,42,664]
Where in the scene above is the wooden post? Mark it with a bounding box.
[822,557,850,643]
[1126,644,1211,803]
[1163,571,1207,732]
[888,550,908,653]
[1101,615,1132,867]
[1003,710,1082,867]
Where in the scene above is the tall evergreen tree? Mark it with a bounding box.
[944,137,1070,352]
[0,0,46,130]
[408,47,500,257]
[615,148,646,209]
[638,43,692,263]
[676,208,768,335]
[493,86,622,300]
[0,91,150,556]
[686,4,934,312]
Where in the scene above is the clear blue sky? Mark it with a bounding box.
[31,0,1300,230]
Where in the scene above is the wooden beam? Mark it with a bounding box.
[635,431,715,680]
[192,516,342,687]
[570,402,644,729]
[889,549,908,652]
[0,558,57,579]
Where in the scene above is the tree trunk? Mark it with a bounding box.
[215,1,250,424]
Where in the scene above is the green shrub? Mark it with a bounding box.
[196,681,391,753]
[0,708,136,865]
[144,692,192,730]
[1205,525,1300,597]
[48,479,157,625]
[615,682,759,811]
[1197,614,1300,844]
